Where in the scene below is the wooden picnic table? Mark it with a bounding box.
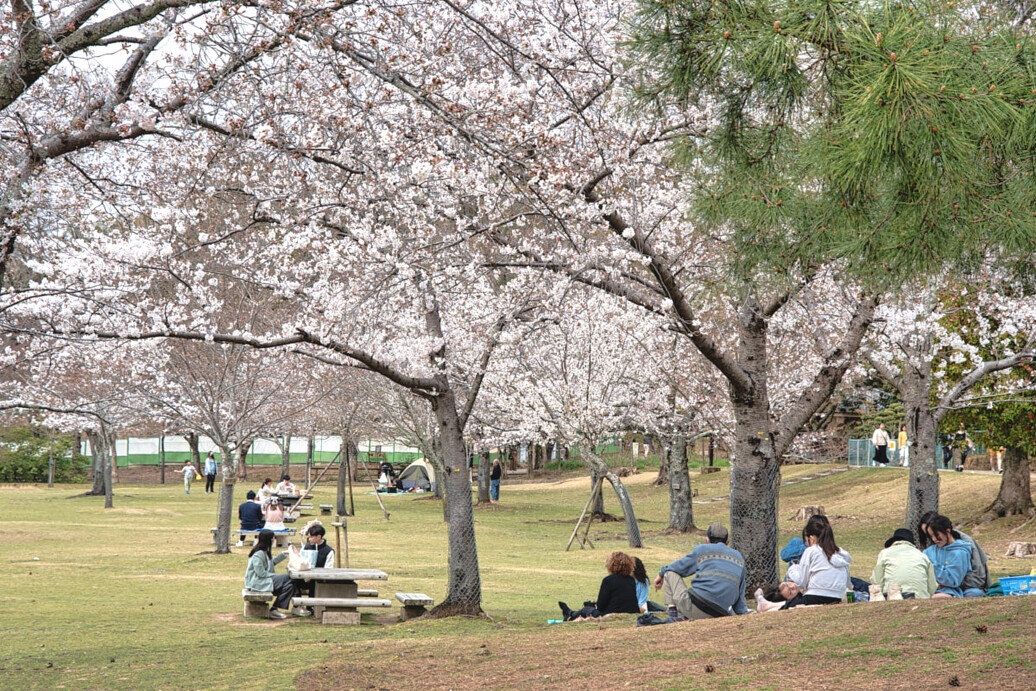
[288,567,389,624]
[276,493,312,502]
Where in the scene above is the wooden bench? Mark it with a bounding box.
[319,504,334,516]
[291,596,391,624]
[396,592,434,620]
[288,567,389,625]
[213,528,295,547]
[242,589,274,618]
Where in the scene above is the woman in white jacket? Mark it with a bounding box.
[783,515,852,609]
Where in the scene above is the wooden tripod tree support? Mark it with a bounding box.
[566,477,604,551]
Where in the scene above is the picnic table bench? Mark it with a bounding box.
[396,592,434,620]
[212,527,295,547]
[319,504,334,515]
[289,567,389,624]
[242,589,274,618]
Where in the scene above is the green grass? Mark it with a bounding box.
[0,464,1031,689]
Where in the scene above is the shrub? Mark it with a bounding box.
[0,426,88,483]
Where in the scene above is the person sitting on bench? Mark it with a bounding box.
[558,551,641,621]
[290,523,336,617]
[244,530,300,619]
[262,498,287,532]
[275,475,297,495]
[236,491,264,546]
[257,478,277,506]
[653,524,748,620]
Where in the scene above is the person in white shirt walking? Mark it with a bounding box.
[872,423,891,467]
[177,461,199,494]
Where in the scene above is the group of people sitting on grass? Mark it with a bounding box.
[558,512,989,624]
[244,522,336,619]
[236,475,301,545]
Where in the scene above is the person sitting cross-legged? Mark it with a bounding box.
[653,524,748,621]
[871,528,937,599]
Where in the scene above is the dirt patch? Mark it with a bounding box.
[296,597,1036,690]
[211,612,294,627]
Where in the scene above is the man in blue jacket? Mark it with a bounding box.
[653,524,748,620]
[237,491,264,546]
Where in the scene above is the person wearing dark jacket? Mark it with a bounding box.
[558,551,641,621]
[237,491,264,546]
[490,459,502,502]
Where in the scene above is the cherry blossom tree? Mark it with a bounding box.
[866,270,1036,529]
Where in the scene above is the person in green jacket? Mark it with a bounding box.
[244,530,296,619]
[871,528,937,599]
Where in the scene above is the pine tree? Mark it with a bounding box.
[625,0,1036,281]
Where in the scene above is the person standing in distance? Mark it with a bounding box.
[490,458,502,502]
[203,452,218,494]
[897,424,909,467]
[872,422,891,467]
[653,524,747,620]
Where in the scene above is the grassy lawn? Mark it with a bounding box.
[1,464,1033,689]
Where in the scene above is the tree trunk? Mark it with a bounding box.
[235,445,249,480]
[477,451,491,504]
[666,436,697,533]
[159,435,166,484]
[280,432,292,479]
[727,308,781,593]
[654,443,669,486]
[109,432,118,484]
[47,440,55,488]
[88,431,104,495]
[103,433,114,509]
[336,435,349,517]
[579,444,642,548]
[427,391,483,617]
[185,432,201,468]
[237,439,250,480]
[978,447,1034,523]
[214,444,236,554]
[904,394,940,533]
[306,435,314,487]
[590,468,606,515]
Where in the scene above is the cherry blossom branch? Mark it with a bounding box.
[773,295,877,456]
[934,335,1036,423]
[0,399,111,424]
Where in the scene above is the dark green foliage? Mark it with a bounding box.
[850,401,905,438]
[0,426,88,483]
[625,0,1036,284]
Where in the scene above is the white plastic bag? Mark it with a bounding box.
[286,544,311,571]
